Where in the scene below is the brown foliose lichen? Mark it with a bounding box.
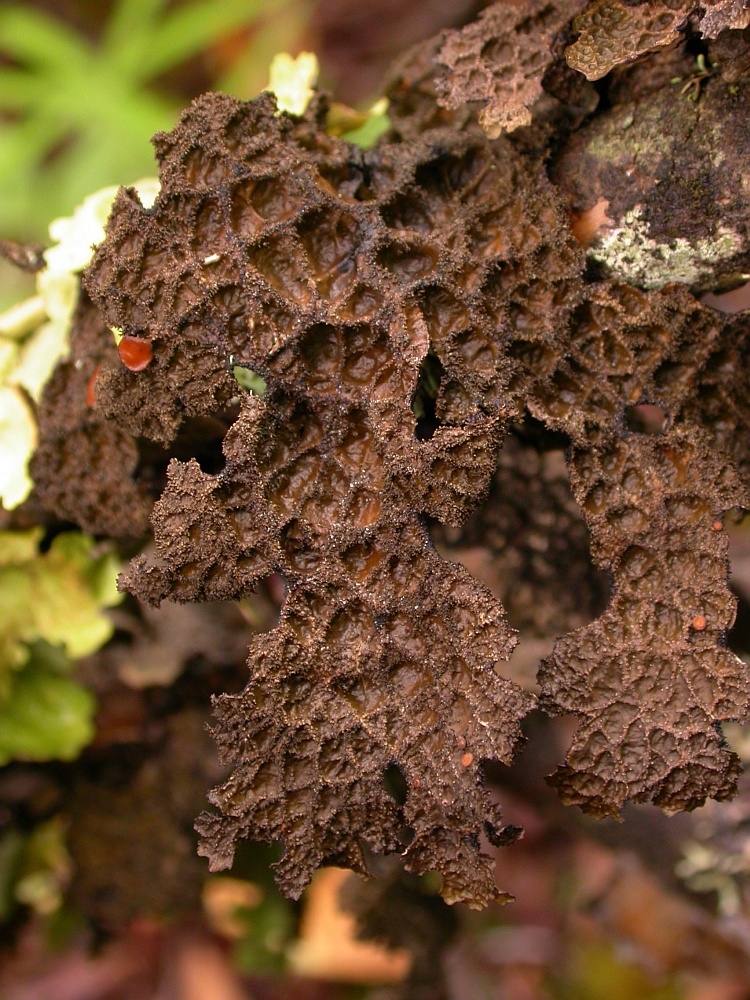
[28,4,750,912]
[31,291,152,539]
[434,0,586,137]
[566,0,750,81]
[66,709,225,930]
[535,282,750,816]
[78,89,588,906]
[541,422,748,816]
[384,34,474,142]
[435,430,609,641]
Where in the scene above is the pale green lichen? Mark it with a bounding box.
[0,528,122,686]
[11,817,71,917]
[586,105,673,163]
[43,180,159,276]
[32,178,160,380]
[0,297,46,342]
[21,177,160,402]
[0,528,121,766]
[267,50,389,143]
[676,839,744,916]
[588,205,743,290]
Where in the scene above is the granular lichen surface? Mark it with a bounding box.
[29,2,750,910]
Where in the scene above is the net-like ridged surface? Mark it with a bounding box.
[81,91,586,905]
[383,36,473,143]
[95,336,237,447]
[529,282,724,444]
[566,0,750,80]
[435,0,584,137]
[541,426,748,816]
[687,313,750,490]
[30,293,152,539]
[36,72,749,893]
[535,282,750,815]
[437,431,609,639]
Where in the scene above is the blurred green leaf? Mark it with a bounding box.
[342,109,391,150]
[550,942,684,1000]
[217,1,311,100]
[233,365,267,395]
[0,0,284,239]
[132,0,270,81]
[232,890,295,974]
[0,6,90,68]
[0,653,96,766]
[0,529,122,695]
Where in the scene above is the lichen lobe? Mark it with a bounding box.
[80,90,587,905]
[36,44,750,902]
[566,0,750,81]
[533,282,750,816]
[435,0,584,137]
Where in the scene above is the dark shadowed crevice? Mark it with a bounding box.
[381,763,416,848]
[383,761,408,806]
[727,516,750,659]
[431,428,610,691]
[411,351,445,441]
[138,412,237,480]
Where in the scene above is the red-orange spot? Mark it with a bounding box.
[118,336,153,372]
[461,752,474,768]
[713,520,723,531]
[692,615,707,631]
[412,778,421,790]
[569,198,612,247]
[86,364,101,407]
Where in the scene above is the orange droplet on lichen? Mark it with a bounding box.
[692,615,707,631]
[86,365,101,407]
[713,520,723,531]
[118,336,153,372]
[461,752,474,768]
[412,778,421,789]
